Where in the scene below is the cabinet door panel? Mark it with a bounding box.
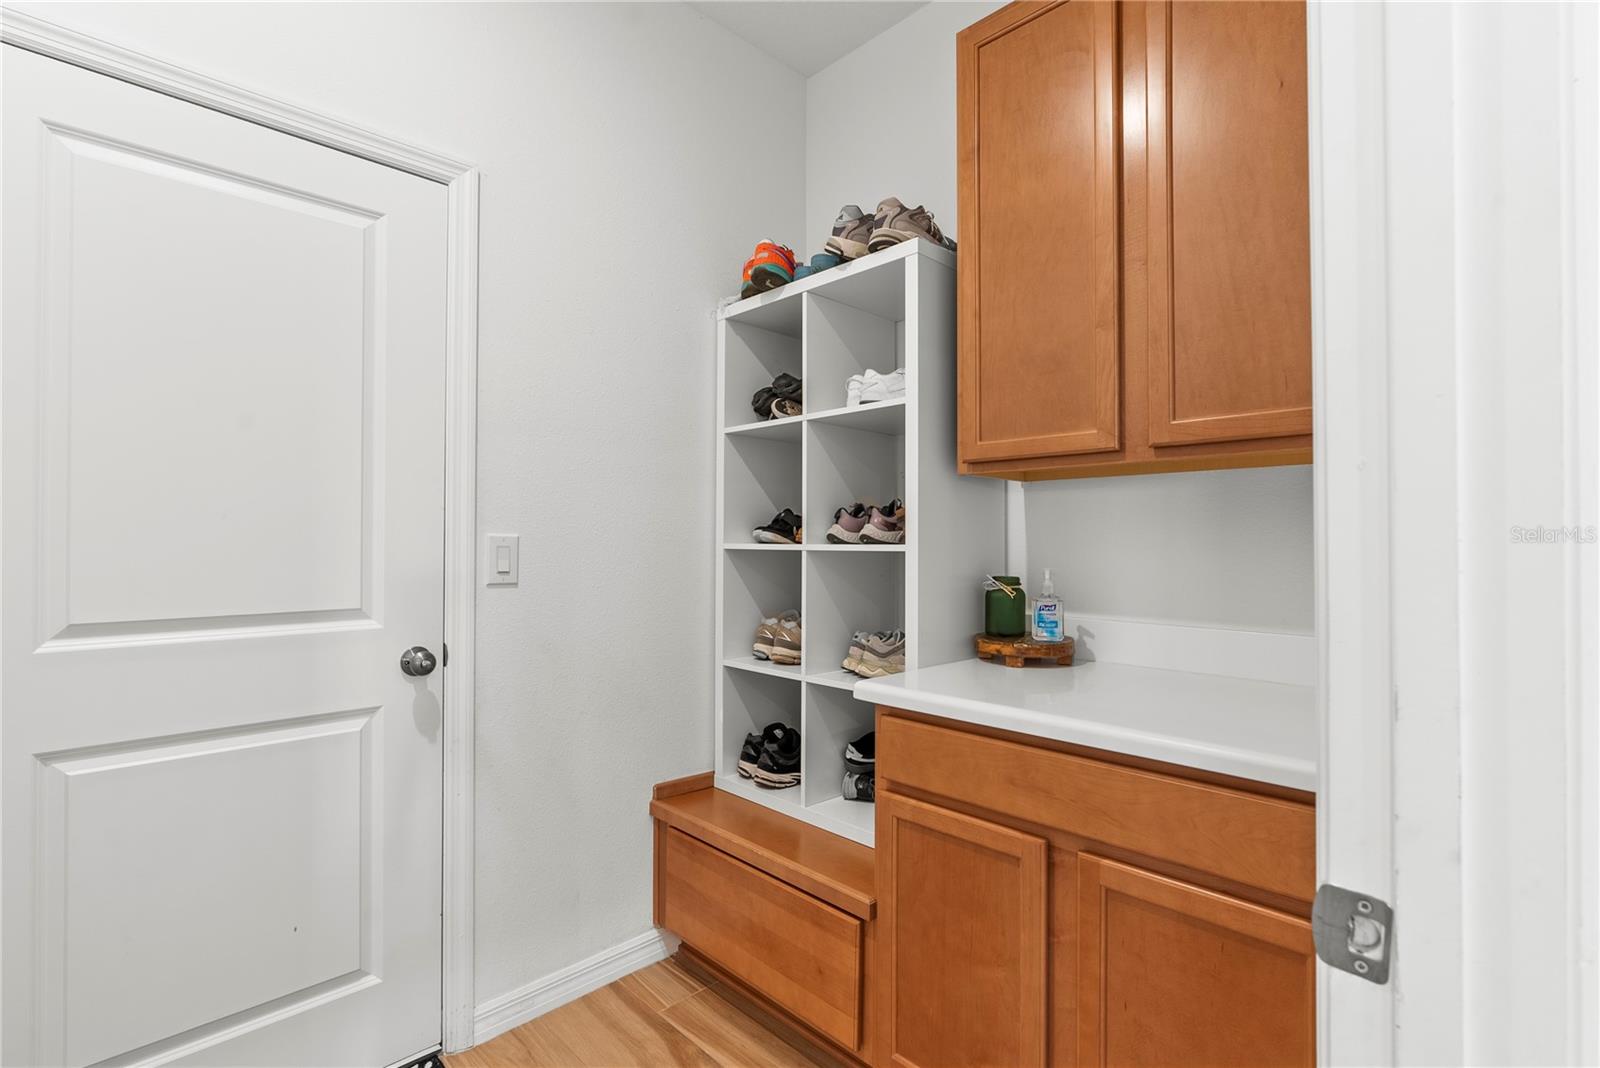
[958,1,1120,464]
[1144,0,1312,446]
[881,793,1047,1068]
[1077,853,1314,1068]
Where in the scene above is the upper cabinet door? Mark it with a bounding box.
[1141,0,1313,446]
[958,1,1120,464]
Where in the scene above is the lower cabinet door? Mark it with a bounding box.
[1077,853,1315,1068]
[880,793,1047,1068]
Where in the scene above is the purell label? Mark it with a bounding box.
[1034,602,1063,641]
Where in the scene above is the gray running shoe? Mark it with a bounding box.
[825,204,873,260]
[844,629,905,677]
[867,197,956,253]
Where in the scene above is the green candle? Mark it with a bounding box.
[983,575,1026,637]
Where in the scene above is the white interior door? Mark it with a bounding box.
[2,46,447,1068]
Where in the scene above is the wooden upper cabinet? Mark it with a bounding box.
[957,1,1120,465]
[956,0,1313,479]
[1076,854,1315,1067]
[878,793,1048,1068]
[1142,0,1312,447]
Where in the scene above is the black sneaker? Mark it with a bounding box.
[844,731,875,773]
[753,508,802,545]
[770,373,803,401]
[738,722,788,778]
[842,771,874,802]
[751,374,803,422]
[753,724,801,789]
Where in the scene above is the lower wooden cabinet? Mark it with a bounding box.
[875,709,1316,1068]
[1077,854,1315,1067]
[880,794,1047,1068]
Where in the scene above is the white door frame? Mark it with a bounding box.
[1306,4,1397,1062]
[0,9,481,1054]
[1310,2,1599,1064]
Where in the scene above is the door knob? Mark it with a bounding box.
[400,646,437,677]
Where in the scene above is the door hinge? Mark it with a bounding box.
[442,643,449,667]
[1312,883,1393,984]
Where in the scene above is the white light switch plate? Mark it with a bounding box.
[485,534,519,586]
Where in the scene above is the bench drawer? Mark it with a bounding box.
[659,826,864,1049]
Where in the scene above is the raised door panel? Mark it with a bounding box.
[880,792,1047,1068]
[1077,854,1315,1068]
[958,1,1120,465]
[1143,0,1312,446]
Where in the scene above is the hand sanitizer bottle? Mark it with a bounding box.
[1031,569,1064,642]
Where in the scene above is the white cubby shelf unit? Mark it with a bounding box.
[713,238,1005,847]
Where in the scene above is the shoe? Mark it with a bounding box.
[826,503,870,543]
[742,241,797,298]
[842,771,875,802]
[846,374,864,407]
[771,373,803,402]
[866,198,954,253]
[739,722,789,778]
[752,380,803,421]
[769,613,802,666]
[861,499,905,544]
[844,731,875,774]
[753,724,801,788]
[753,609,799,660]
[793,252,845,281]
[850,368,905,407]
[825,205,874,260]
[844,629,905,677]
[753,508,802,544]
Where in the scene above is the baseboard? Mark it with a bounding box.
[471,928,680,1046]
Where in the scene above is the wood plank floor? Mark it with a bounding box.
[445,958,836,1068]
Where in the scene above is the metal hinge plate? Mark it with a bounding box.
[1312,883,1393,984]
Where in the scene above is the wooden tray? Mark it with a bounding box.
[974,632,1075,668]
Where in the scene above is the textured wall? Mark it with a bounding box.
[9,0,806,1006]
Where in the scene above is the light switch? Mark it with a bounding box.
[485,534,519,586]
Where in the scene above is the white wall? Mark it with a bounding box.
[806,1,1314,635]
[6,0,806,1016]
[1023,467,1314,632]
[805,1,1002,246]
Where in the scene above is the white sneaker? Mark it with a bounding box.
[856,368,905,405]
[846,373,866,407]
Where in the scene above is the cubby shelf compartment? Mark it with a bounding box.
[723,658,801,681]
[724,414,805,441]
[807,399,906,435]
[805,669,866,692]
[713,238,1005,849]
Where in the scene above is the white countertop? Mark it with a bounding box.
[853,659,1317,792]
